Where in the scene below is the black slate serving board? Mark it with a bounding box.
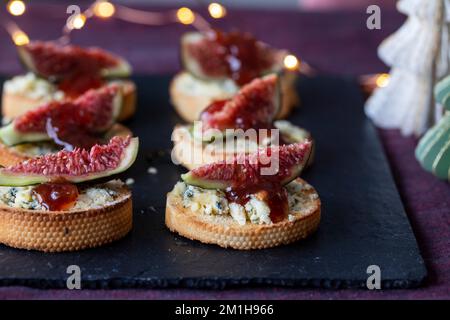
[0,75,426,289]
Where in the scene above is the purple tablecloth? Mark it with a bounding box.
[0,3,449,300]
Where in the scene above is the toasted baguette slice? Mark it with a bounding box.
[116,80,137,121]
[170,71,299,122]
[2,79,136,121]
[0,181,132,252]
[0,123,132,167]
[172,120,314,170]
[165,178,320,250]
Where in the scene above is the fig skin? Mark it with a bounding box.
[0,136,139,186]
[182,141,312,190]
[17,41,131,80]
[199,74,281,135]
[0,84,124,147]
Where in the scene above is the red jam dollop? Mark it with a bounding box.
[188,30,275,86]
[33,183,79,211]
[225,183,289,223]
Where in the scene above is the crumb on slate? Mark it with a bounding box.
[147,167,158,174]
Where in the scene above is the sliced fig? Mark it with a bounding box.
[199,74,280,136]
[182,141,312,190]
[0,84,123,146]
[181,31,284,86]
[18,41,131,80]
[0,136,139,186]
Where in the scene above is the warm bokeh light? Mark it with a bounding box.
[68,14,87,30]
[177,7,195,25]
[12,30,29,46]
[376,73,390,87]
[7,0,26,16]
[208,3,226,19]
[283,54,300,71]
[93,1,115,18]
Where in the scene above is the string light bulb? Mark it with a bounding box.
[177,7,195,25]
[283,54,300,71]
[68,13,87,30]
[208,3,226,19]
[7,0,26,16]
[12,30,29,46]
[376,73,390,88]
[93,1,115,19]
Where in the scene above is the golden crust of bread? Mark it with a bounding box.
[171,123,313,170]
[0,186,132,252]
[0,143,28,167]
[169,71,299,123]
[169,72,234,123]
[1,92,47,120]
[278,70,300,119]
[116,80,137,121]
[1,80,137,121]
[165,178,321,250]
[0,123,133,167]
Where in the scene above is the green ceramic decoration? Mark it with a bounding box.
[416,76,450,181]
[416,75,450,181]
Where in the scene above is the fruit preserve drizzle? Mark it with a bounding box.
[225,183,289,223]
[46,118,104,150]
[189,30,275,86]
[32,183,79,211]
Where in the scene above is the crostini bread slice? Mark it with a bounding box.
[116,80,137,121]
[165,178,321,250]
[171,120,313,170]
[0,123,132,167]
[1,79,136,121]
[170,71,298,122]
[0,182,132,252]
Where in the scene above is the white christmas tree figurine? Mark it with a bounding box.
[365,0,450,136]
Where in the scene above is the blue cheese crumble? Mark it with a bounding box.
[174,180,316,226]
[11,142,60,157]
[176,183,229,216]
[3,73,64,101]
[0,186,43,210]
[0,180,124,211]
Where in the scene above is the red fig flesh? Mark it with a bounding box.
[182,141,312,190]
[200,74,280,133]
[0,136,139,186]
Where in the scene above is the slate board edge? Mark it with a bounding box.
[0,276,425,290]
